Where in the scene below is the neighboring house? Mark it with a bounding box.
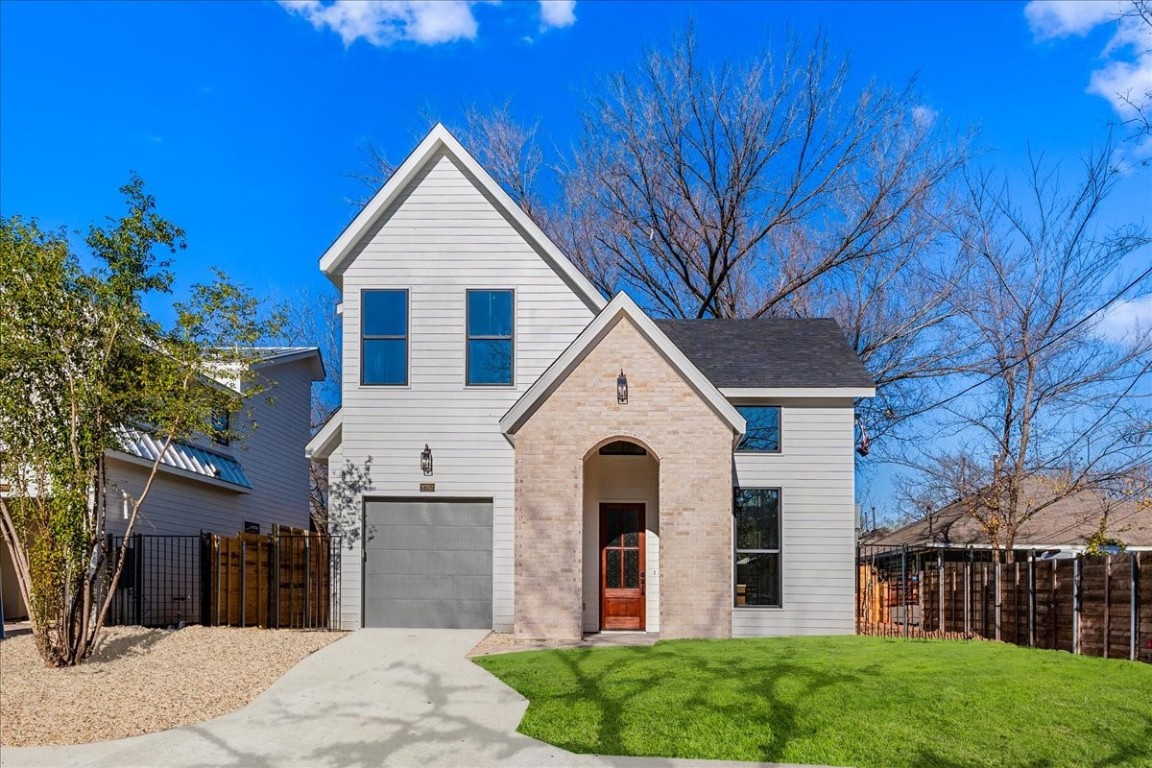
[306,124,875,640]
[867,484,1152,555]
[0,347,324,621]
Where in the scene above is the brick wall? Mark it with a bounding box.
[514,316,735,639]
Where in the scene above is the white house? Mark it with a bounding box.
[0,347,324,623]
[306,125,874,639]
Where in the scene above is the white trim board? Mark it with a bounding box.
[500,292,746,440]
[306,410,342,460]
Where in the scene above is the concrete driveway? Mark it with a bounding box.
[1,629,826,768]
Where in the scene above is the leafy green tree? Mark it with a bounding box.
[0,176,280,666]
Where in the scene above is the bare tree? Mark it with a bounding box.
[348,29,973,441]
[910,146,1152,558]
[275,286,342,531]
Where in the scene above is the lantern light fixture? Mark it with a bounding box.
[420,444,433,476]
[617,369,629,404]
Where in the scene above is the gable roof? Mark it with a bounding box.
[317,123,606,313]
[500,292,746,439]
[656,318,874,393]
[871,483,1152,550]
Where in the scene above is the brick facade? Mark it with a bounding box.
[514,317,735,640]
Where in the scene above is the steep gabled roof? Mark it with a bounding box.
[317,123,605,313]
[656,319,874,393]
[500,292,746,439]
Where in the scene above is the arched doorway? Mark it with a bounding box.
[582,438,659,633]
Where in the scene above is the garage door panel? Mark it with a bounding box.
[368,501,491,527]
[364,525,492,552]
[363,499,492,629]
[363,574,492,601]
[364,550,492,578]
[362,598,492,629]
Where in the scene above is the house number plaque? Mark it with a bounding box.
[419,482,435,493]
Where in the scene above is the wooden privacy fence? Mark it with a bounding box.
[858,545,1152,663]
[203,528,339,629]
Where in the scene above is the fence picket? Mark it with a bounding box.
[857,544,1148,664]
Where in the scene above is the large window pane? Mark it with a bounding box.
[467,290,513,336]
[363,290,407,337]
[735,489,780,550]
[363,339,406,386]
[467,340,513,385]
[467,290,513,385]
[736,406,781,452]
[735,486,782,608]
[736,553,781,606]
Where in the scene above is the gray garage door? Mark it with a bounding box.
[363,499,493,629]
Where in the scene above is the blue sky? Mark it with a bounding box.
[2,0,1150,514]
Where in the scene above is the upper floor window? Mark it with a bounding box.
[735,406,781,452]
[362,289,408,386]
[467,290,514,385]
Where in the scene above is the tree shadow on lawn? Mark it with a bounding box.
[544,642,863,763]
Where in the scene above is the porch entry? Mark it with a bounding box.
[599,503,645,630]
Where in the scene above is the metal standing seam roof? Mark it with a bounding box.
[655,318,874,389]
[114,426,252,489]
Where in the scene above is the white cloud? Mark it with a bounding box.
[279,0,578,47]
[1088,53,1152,118]
[911,105,938,129]
[1096,295,1152,343]
[1023,1,1152,135]
[539,0,576,30]
[1024,0,1122,41]
[279,0,479,47]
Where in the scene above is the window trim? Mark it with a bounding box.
[464,288,515,387]
[733,486,783,609]
[360,288,409,387]
[734,405,783,454]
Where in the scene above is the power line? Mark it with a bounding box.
[895,262,1152,421]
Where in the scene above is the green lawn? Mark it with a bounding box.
[474,636,1152,768]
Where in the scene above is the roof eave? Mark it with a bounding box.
[306,410,342,460]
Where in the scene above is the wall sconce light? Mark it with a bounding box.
[420,444,433,476]
[617,369,629,404]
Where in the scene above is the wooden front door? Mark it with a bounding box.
[600,503,645,631]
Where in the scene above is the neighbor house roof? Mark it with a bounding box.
[316,123,606,313]
[656,318,875,395]
[246,346,326,381]
[112,426,252,490]
[500,292,746,440]
[870,484,1152,550]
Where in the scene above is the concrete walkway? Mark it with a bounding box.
[1,629,830,768]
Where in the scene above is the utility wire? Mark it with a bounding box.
[894,262,1152,421]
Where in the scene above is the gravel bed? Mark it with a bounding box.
[0,624,342,747]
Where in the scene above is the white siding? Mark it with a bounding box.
[105,358,315,537]
[731,398,858,637]
[335,150,597,631]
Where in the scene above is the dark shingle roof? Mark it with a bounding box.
[655,318,874,389]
